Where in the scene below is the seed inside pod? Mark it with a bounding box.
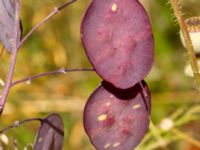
[180,16,200,53]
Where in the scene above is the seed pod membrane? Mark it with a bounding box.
[84,81,151,150]
[33,114,64,150]
[0,0,22,53]
[81,0,154,89]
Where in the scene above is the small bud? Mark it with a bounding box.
[25,80,31,85]
[184,59,200,77]
[180,16,200,53]
[0,79,4,87]
[159,118,174,131]
[14,120,20,127]
[60,68,67,74]
[0,134,9,145]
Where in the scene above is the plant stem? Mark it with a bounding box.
[0,0,77,114]
[18,0,77,49]
[0,0,21,114]
[172,128,200,148]
[150,121,169,150]
[169,0,200,89]
[11,68,94,87]
[0,118,42,134]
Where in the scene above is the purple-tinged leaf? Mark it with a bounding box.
[81,0,154,89]
[0,0,22,53]
[33,113,64,150]
[84,80,151,150]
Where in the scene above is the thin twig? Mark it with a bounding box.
[0,118,42,134]
[13,134,18,150]
[172,128,200,148]
[57,0,77,11]
[11,68,94,86]
[17,0,77,49]
[150,121,169,150]
[0,0,77,114]
[169,0,200,89]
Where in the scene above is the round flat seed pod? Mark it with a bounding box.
[81,0,154,89]
[84,81,151,150]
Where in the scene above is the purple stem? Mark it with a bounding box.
[11,68,94,87]
[0,0,77,114]
[0,0,21,113]
[18,0,77,49]
[0,118,42,134]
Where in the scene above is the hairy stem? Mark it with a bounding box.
[169,0,200,89]
[0,118,42,134]
[11,68,94,86]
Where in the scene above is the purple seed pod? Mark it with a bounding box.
[81,0,154,89]
[33,113,64,150]
[84,80,151,150]
[0,0,22,53]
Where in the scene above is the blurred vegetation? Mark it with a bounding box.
[0,0,200,149]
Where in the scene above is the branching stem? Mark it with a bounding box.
[0,0,21,114]
[0,0,77,114]
[18,0,77,49]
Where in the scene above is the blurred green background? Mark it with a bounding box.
[0,0,200,149]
